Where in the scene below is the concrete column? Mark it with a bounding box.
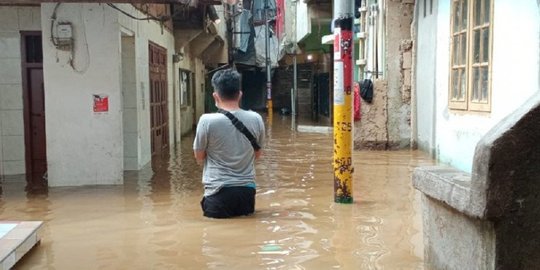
[122,35,139,170]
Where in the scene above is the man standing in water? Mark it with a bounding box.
[193,68,265,218]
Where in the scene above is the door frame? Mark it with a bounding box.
[20,31,46,187]
[148,41,169,163]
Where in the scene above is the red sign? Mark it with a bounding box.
[93,94,109,113]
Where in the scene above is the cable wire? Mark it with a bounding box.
[107,3,169,22]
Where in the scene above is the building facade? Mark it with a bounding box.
[0,3,226,188]
[414,0,540,172]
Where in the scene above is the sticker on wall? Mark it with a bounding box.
[93,94,109,113]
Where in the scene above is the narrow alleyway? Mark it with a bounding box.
[2,116,435,269]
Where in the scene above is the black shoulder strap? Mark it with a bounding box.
[218,109,261,151]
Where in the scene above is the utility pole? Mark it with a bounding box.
[264,0,273,117]
[332,0,354,204]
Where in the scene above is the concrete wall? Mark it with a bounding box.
[0,6,41,176]
[355,80,389,149]
[422,196,496,269]
[40,3,176,185]
[121,36,138,170]
[41,3,124,186]
[295,1,310,42]
[415,0,438,154]
[117,4,176,166]
[416,0,540,172]
[385,0,415,148]
[354,0,414,149]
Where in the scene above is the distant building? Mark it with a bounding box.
[277,0,414,140]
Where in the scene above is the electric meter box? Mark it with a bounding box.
[55,22,73,48]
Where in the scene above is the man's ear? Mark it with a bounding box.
[238,91,243,100]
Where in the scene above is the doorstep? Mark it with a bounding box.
[0,221,43,270]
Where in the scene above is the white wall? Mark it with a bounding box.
[122,35,138,170]
[0,6,41,176]
[42,3,124,186]
[415,0,438,154]
[420,0,540,172]
[295,1,310,42]
[2,4,177,183]
[118,4,176,162]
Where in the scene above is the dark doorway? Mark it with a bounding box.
[314,73,330,118]
[21,32,47,190]
[149,42,169,169]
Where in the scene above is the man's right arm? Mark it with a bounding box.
[193,116,208,165]
[194,150,206,165]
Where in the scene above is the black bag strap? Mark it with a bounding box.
[218,109,261,151]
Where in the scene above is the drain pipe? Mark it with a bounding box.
[332,0,354,204]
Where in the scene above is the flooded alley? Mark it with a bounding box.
[2,117,435,269]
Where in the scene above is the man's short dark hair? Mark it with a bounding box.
[212,68,241,100]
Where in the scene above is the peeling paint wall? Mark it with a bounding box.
[355,80,389,150]
[385,0,415,148]
[354,0,415,150]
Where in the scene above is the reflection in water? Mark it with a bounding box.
[1,115,435,269]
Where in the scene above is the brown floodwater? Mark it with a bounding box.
[2,116,435,269]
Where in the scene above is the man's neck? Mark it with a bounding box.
[218,101,240,111]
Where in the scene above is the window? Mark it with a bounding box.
[180,70,192,106]
[449,0,493,112]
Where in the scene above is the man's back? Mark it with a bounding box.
[193,110,264,197]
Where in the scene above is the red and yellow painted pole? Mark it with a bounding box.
[332,2,354,204]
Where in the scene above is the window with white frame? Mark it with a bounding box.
[449,0,493,112]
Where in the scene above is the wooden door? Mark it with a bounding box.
[21,32,47,189]
[149,42,169,165]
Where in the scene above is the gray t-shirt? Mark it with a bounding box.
[193,110,265,197]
